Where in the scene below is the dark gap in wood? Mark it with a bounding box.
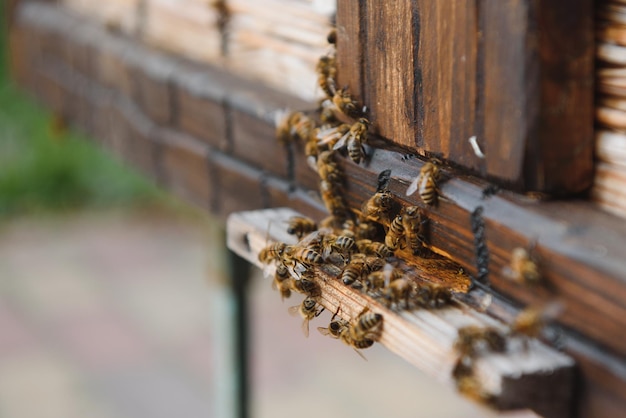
[222,99,234,153]
[358,0,367,106]
[168,80,179,126]
[259,171,271,209]
[207,152,221,214]
[474,0,485,172]
[411,0,423,148]
[284,142,296,193]
[470,205,489,284]
[522,1,541,190]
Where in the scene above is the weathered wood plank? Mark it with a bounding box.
[337,0,594,193]
[226,208,574,417]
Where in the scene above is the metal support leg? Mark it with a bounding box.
[227,249,252,418]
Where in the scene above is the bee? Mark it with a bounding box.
[364,264,403,293]
[354,220,382,241]
[360,190,393,226]
[318,308,350,339]
[454,325,507,358]
[327,28,337,45]
[321,234,356,259]
[319,99,339,125]
[402,206,427,254]
[283,245,324,267]
[415,283,452,308]
[288,297,324,337]
[340,255,385,287]
[290,275,321,298]
[317,124,351,150]
[275,111,303,145]
[272,263,293,300]
[316,150,344,184]
[385,213,405,251]
[258,242,287,264]
[509,302,563,340]
[332,87,362,119]
[320,179,349,220]
[406,161,441,206]
[350,310,384,343]
[293,114,316,143]
[452,358,495,404]
[316,54,337,98]
[381,277,415,310]
[504,246,541,286]
[356,239,393,258]
[334,118,369,164]
[286,216,318,240]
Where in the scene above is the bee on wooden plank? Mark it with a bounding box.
[332,87,363,119]
[272,263,293,301]
[402,206,428,255]
[289,297,324,337]
[508,302,564,342]
[275,110,303,145]
[333,118,369,164]
[320,179,349,221]
[286,216,317,240]
[356,239,393,258]
[258,242,287,264]
[503,244,542,286]
[406,160,441,206]
[283,245,324,268]
[316,54,337,98]
[385,213,405,251]
[454,325,507,358]
[360,189,393,226]
[319,308,383,360]
[327,28,337,45]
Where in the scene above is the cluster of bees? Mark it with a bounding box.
[268,26,561,400]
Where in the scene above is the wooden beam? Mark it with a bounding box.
[226,208,574,417]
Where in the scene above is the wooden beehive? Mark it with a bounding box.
[8,0,626,416]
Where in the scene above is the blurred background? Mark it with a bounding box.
[0,2,488,417]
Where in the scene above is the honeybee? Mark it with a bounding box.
[509,302,563,340]
[452,358,494,404]
[275,111,303,145]
[334,118,369,164]
[290,275,321,298]
[504,246,541,286]
[316,124,350,150]
[381,277,414,310]
[360,190,393,225]
[319,99,339,125]
[320,179,349,220]
[402,206,427,254]
[316,150,344,184]
[354,220,382,241]
[385,213,405,251]
[332,87,362,118]
[415,283,452,308]
[322,234,356,258]
[350,310,384,342]
[364,264,403,294]
[289,297,324,337]
[286,216,318,240]
[454,325,507,358]
[272,263,293,300]
[258,242,287,264]
[356,239,393,258]
[340,255,385,287]
[327,28,337,45]
[283,245,324,267]
[316,54,337,98]
[406,161,441,206]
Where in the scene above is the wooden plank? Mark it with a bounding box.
[337,0,594,193]
[226,208,574,417]
[336,0,364,104]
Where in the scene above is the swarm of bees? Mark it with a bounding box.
[268,25,563,403]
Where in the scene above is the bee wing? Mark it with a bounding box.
[301,318,310,338]
[332,132,349,150]
[317,326,332,337]
[405,175,420,196]
[352,348,368,361]
[287,304,301,317]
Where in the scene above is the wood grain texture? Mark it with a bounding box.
[337,0,594,193]
[227,208,574,417]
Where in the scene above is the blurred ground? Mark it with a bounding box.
[0,210,488,418]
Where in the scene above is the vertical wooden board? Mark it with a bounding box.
[446,2,480,171]
[533,0,594,193]
[481,0,531,184]
[363,1,418,148]
[336,0,364,103]
[175,86,227,148]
